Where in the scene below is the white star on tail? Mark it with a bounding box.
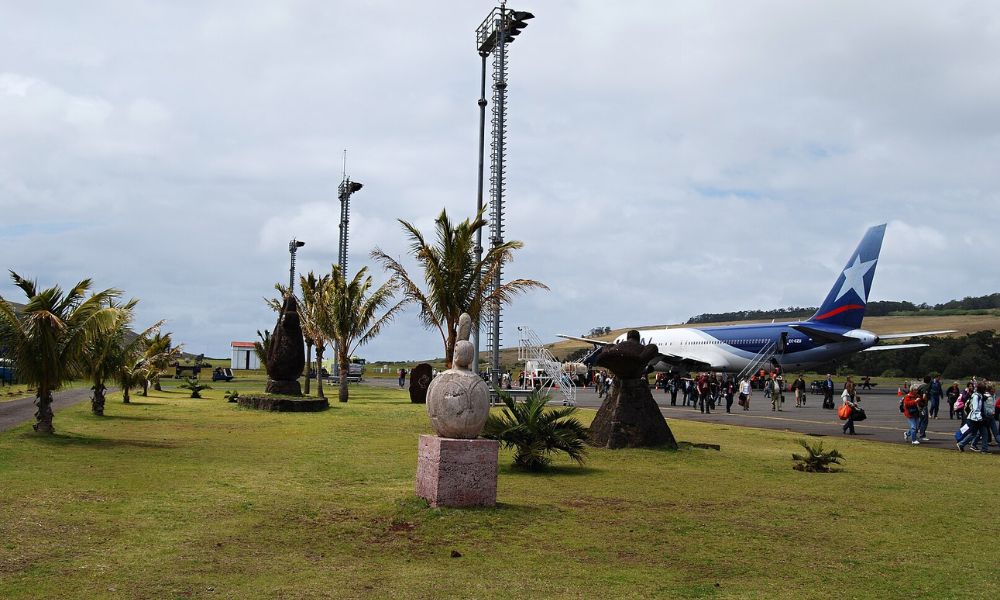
[835,255,877,302]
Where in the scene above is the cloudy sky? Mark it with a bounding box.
[2,1,999,361]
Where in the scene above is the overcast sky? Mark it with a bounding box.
[2,1,999,361]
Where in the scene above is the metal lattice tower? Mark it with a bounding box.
[484,14,510,386]
[337,176,363,275]
[475,4,532,386]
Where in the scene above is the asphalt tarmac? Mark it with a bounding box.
[0,387,94,433]
[573,384,978,450]
[375,377,990,453]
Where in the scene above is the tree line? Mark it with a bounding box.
[819,330,1000,380]
[686,293,1000,324]
[0,271,181,433]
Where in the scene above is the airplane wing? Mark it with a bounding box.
[789,323,853,344]
[862,343,929,352]
[556,334,613,346]
[877,330,956,340]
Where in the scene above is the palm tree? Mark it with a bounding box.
[0,271,121,434]
[253,329,271,366]
[299,273,331,399]
[372,209,547,368]
[482,390,589,471]
[316,265,404,402]
[84,298,164,415]
[141,331,182,394]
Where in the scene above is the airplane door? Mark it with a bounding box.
[777,332,788,353]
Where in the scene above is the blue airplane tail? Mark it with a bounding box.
[807,224,886,330]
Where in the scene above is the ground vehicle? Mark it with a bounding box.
[0,358,16,385]
[326,358,366,383]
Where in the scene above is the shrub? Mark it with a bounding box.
[792,439,844,473]
[179,378,211,399]
[482,390,588,471]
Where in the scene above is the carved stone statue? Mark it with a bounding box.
[416,313,499,507]
[265,294,305,396]
[591,330,677,449]
[425,313,490,439]
[408,363,434,404]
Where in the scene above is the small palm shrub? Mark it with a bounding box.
[792,439,845,473]
[482,390,588,471]
[179,378,211,399]
[224,390,240,403]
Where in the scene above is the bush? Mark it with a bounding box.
[482,390,588,471]
[792,439,844,473]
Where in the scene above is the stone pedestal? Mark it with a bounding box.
[415,435,499,508]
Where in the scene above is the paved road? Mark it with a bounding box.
[0,388,94,433]
[371,377,982,452]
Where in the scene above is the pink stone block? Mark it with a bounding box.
[415,434,499,508]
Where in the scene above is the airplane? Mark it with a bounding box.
[559,223,955,375]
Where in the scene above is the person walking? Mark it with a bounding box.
[823,374,835,409]
[976,385,997,453]
[929,375,943,419]
[669,374,680,406]
[398,367,407,388]
[723,377,735,413]
[916,376,931,441]
[957,384,986,452]
[739,376,752,411]
[793,374,806,407]
[902,384,922,445]
[697,373,711,414]
[946,381,961,419]
[771,375,785,411]
[841,388,860,435]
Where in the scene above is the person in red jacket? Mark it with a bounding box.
[902,384,922,445]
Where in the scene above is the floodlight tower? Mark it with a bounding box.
[288,238,306,293]
[337,177,363,274]
[474,3,534,385]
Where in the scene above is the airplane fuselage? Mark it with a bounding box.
[617,321,879,373]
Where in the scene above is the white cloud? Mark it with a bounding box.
[1,1,999,360]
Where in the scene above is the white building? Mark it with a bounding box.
[231,341,260,370]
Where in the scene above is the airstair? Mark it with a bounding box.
[517,325,576,406]
[735,340,779,384]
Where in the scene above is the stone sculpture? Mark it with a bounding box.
[425,314,490,438]
[265,294,305,396]
[416,313,498,508]
[408,363,434,404]
[590,330,678,449]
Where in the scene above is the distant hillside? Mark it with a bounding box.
[686,293,1000,324]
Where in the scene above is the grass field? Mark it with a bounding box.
[1,381,996,599]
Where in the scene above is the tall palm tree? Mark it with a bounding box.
[299,272,331,399]
[316,265,404,402]
[0,271,121,434]
[84,298,163,414]
[372,208,547,368]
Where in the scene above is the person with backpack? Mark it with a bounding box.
[973,385,997,453]
[902,384,923,445]
[957,383,986,452]
[916,376,931,441]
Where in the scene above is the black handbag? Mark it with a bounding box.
[852,408,867,422]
